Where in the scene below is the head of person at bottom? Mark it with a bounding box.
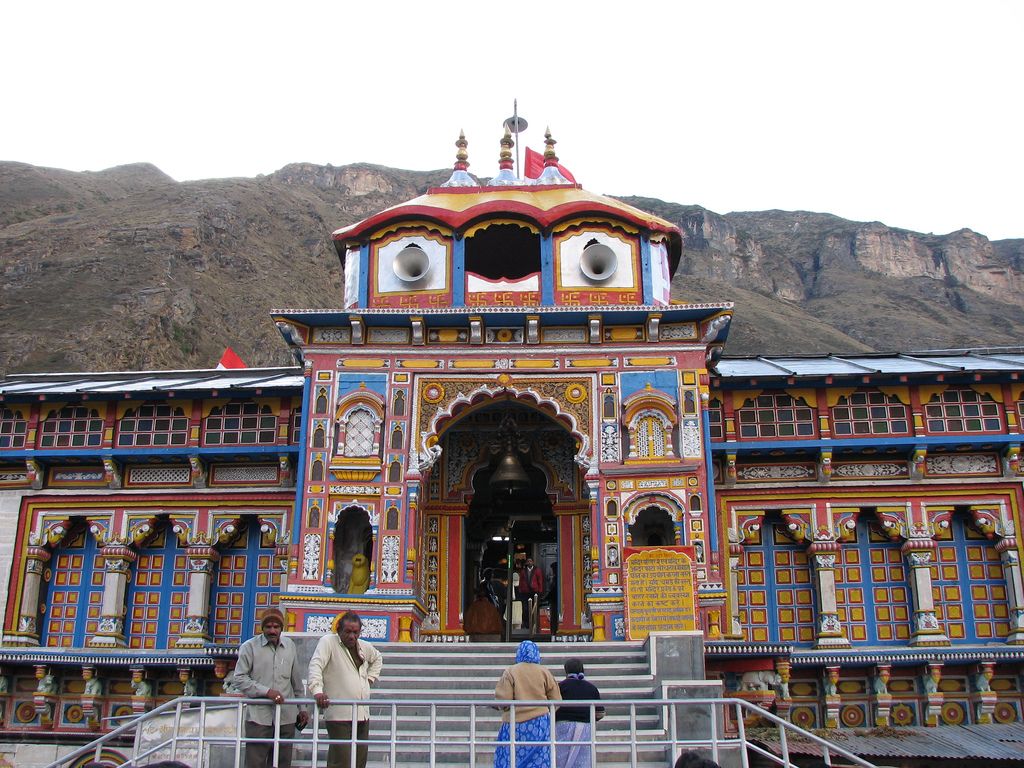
[337,610,362,650]
[516,639,541,664]
[564,658,584,678]
[675,752,722,768]
[260,606,286,645]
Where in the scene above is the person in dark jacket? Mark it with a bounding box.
[555,658,604,767]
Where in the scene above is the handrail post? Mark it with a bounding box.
[390,702,398,768]
[469,701,477,768]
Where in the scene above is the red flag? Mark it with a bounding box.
[524,147,576,183]
[217,347,247,370]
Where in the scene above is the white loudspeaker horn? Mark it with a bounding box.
[393,244,430,282]
[580,242,617,281]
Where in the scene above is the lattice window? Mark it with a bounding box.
[924,389,1003,434]
[116,403,189,447]
[0,407,27,449]
[736,521,816,646]
[635,415,666,458]
[204,401,277,445]
[39,405,103,448]
[737,393,815,439]
[931,516,1009,642]
[837,518,911,643]
[343,408,376,457]
[211,524,280,644]
[831,391,909,436]
[44,528,102,647]
[126,530,182,650]
[708,399,724,440]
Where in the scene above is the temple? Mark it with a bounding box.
[0,126,1022,751]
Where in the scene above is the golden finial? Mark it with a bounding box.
[441,129,479,188]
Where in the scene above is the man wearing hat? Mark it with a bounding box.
[233,606,309,768]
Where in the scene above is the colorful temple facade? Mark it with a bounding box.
[0,129,1022,747]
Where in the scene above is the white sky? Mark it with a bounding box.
[3,1,1022,240]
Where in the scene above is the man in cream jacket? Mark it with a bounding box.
[307,611,383,768]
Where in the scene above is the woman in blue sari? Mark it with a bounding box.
[494,640,562,768]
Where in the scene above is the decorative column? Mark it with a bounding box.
[921,662,943,726]
[178,666,199,698]
[809,542,851,648]
[11,546,50,646]
[995,536,1024,644]
[175,546,219,647]
[774,658,793,722]
[903,540,950,646]
[726,527,744,638]
[972,661,997,723]
[872,664,893,726]
[88,544,137,648]
[823,665,841,728]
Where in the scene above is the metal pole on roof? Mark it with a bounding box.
[503,99,528,181]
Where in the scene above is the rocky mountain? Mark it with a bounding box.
[1,161,1021,374]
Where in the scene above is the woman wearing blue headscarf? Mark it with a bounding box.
[494,640,562,768]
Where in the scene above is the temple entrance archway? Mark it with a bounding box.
[420,395,590,641]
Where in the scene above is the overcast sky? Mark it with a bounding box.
[3,1,1021,240]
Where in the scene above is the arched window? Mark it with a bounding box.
[39,405,103,448]
[390,424,404,450]
[388,461,402,483]
[312,424,327,448]
[310,457,324,481]
[635,415,666,458]
[0,407,28,448]
[603,393,616,419]
[342,408,377,457]
[392,390,406,417]
[386,505,400,530]
[117,403,189,447]
[924,388,1004,434]
[204,401,277,445]
[628,506,675,546]
[315,387,329,414]
[831,390,909,436]
[737,392,815,439]
[308,504,321,528]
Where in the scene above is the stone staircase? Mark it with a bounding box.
[292,639,717,768]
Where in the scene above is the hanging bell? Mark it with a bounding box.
[490,445,530,492]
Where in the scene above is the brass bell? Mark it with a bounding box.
[490,444,530,492]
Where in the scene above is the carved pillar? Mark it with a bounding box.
[774,658,792,722]
[175,546,219,647]
[88,545,137,648]
[903,541,950,646]
[809,543,850,648]
[995,537,1024,644]
[13,546,50,646]
[823,665,841,728]
[726,527,744,638]
[921,662,944,726]
[178,666,199,698]
[872,664,893,726]
[972,661,997,724]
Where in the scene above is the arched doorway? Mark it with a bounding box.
[423,395,588,641]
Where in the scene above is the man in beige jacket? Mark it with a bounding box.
[308,611,383,768]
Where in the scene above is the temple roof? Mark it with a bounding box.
[333,185,682,245]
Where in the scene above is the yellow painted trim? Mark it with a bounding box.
[919,385,947,405]
[972,383,1004,403]
[513,360,557,369]
[878,385,910,404]
[569,359,613,368]
[341,360,388,368]
[399,360,442,368]
[451,360,496,369]
[1012,383,1024,403]
[785,388,817,408]
[733,391,761,410]
[551,217,641,236]
[463,218,540,237]
[825,387,858,408]
[626,357,672,366]
[369,221,453,241]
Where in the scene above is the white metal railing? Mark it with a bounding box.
[46,696,878,768]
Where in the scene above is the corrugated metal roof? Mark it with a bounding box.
[755,723,1024,761]
[713,350,1024,379]
[0,368,304,398]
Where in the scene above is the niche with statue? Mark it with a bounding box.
[332,506,375,594]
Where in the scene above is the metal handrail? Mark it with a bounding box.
[45,696,878,768]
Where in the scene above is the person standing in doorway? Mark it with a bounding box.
[232,606,309,768]
[308,610,384,768]
[517,557,544,634]
[545,563,559,636]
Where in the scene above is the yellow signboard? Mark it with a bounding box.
[623,546,697,640]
